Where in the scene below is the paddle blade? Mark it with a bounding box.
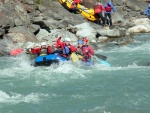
[71,53,79,63]
[10,48,23,56]
[94,54,107,60]
[100,60,111,67]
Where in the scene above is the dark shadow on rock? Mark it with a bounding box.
[33,21,51,33]
[96,33,102,39]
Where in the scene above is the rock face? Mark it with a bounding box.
[0,0,149,56]
[127,18,150,33]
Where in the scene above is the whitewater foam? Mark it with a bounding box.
[0,90,48,104]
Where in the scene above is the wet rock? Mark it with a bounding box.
[127,25,150,33]
[127,18,150,33]
[97,36,109,43]
[134,18,150,27]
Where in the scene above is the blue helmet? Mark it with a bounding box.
[78,40,83,45]
[107,2,112,6]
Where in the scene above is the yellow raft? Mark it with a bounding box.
[58,0,96,21]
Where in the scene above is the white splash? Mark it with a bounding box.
[0,90,48,104]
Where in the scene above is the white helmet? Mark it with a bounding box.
[41,42,47,46]
[65,38,71,42]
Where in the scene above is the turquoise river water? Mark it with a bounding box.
[0,34,150,113]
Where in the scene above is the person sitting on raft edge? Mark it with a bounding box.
[56,35,77,60]
[70,0,82,14]
[30,42,53,56]
[144,4,150,19]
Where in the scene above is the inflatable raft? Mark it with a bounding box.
[58,0,96,21]
[34,53,67,66]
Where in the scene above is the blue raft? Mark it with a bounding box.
[34,53,67,66]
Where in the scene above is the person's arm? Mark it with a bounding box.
[112,5,116,13]
[31,47,41,55]
[102,5,106,11]
[144,8,149,15]
[88,46,94,56]
[70,45,77,52]
[47,44,53,54]
[56,35,65,49]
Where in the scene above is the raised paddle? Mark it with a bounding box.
[94,54,107,61]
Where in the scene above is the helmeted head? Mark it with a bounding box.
[64,38,71,45]
[78,40,83,47]
[78,40,83,45]
[41,42,47,48]
[82,38,88,45]
[107,2,112,6]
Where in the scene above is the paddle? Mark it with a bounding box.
[92,56,111,67]
[94,54,107,61]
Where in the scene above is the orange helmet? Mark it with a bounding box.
[82,38,88,42]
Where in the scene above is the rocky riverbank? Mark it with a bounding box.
[0,0,150,56]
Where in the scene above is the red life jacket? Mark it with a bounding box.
[82,45,94,58]
[105,5,112,12]
[73,0,81,4]
[94,4,105,13]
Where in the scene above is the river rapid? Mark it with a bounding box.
[0,34,150,113]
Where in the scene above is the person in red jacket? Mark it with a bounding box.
[56,35,77,59]
[81,38,94,62]
[94,2,105,26]
[31,42,52,56]
[70,0,82,14]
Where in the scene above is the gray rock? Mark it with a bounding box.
[129,11,138,17]
[51,13,62,21]
[24,0,34,5]
[36,29,51,41]
[15,3,30,25]
[97,29,121,38]
[28,24,40,34]
[9,26,38,42]
[15,18,23,26]
[74,22,97,41]
[0,28,5,36]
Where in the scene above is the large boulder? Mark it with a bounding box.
[8,26,38,43]
[127,18,150,33]
[74,22,97,41]
[127,25,150,33]
[97,29,121,38]
[36,29,51,41]
[134,18,150,27]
